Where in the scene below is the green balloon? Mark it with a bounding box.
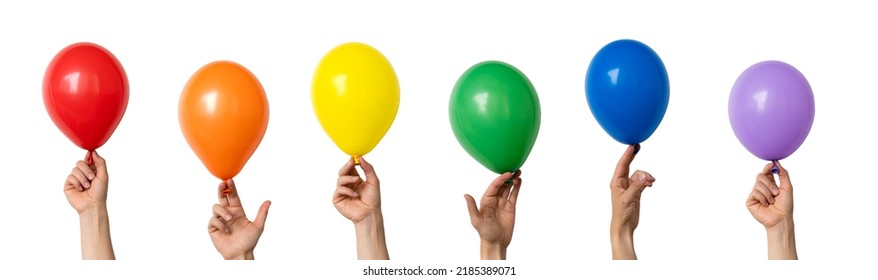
[449,61,541,174]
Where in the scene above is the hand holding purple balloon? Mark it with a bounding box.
[729,61,815,172]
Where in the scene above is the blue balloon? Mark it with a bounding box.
[585,39,669,144]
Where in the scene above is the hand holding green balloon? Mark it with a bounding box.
[449,61,541,174]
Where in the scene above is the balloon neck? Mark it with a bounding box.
[352,156,360,165]
[770,161,779,175]
[87,150,95,165]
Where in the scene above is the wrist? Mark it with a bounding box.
[79,203,108,216]
[610,222,636,260]
[480,240,507,260]
[766,219,794,236]
[229,251,255,260]
[79,206,109,227]
[354,210,384,231]
[610,220,634,237]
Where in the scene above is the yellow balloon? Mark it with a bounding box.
[312,42,400,163]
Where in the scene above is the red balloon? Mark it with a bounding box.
[43,42,129,153]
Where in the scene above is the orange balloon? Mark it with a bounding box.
[179,61,269,180]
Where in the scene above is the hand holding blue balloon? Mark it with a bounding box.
[585,39,669,145]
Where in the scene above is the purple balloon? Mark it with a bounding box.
[729,61,815,161]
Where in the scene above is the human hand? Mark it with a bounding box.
[208,179,271,260]
[334,157,382,224]
[746,161,797,260]
[610,144,655,260]
[333,157,389,260]
[464,170,522,260]
[64,151,109,214]
[747,162,794,229]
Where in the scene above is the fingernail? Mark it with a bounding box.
[87,173,95,180]
[225,214,232,221]
[638,173,647,182]
[224,228,230,233]
[771,188,779,196]
[633,144,641,155]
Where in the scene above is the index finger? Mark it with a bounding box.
[339,157,357,176]
[91,150,108,178]
[613,144,638,179]
[761,162,777,184]
[775,161,792,191]
[358,157,379,184]
[218,179,242,207]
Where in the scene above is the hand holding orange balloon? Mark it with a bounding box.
[179,61,269,180]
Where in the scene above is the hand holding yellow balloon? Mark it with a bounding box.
[312,43,400,163]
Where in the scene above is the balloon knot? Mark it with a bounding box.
[770,161,779,174]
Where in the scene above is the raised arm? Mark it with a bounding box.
[63,151,115,260]
[334,157,389,260]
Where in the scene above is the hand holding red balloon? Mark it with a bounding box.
[45,42,125,260]
[64,150,110,216]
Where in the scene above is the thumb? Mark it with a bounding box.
[775,161,792,193]
[464,194,480,224]
[358,157,380,186]
[253,200,271,229]
[91,151,109,180]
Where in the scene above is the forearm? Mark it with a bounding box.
[354,211,389,260]
[480,241,507,260]
[766,220,797,260]
[79,207,115,260]
[610,224,636,260]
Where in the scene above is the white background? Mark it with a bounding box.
[1,0,875,278]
